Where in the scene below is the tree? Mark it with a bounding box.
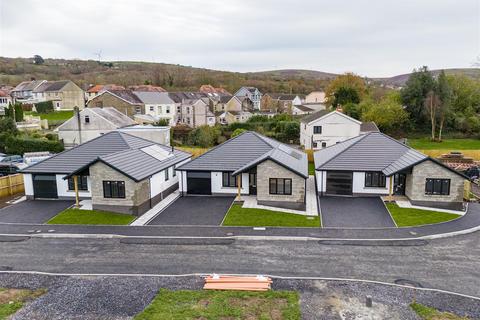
[342,102,361,120]
[361,93,408,134]
[231,128,247,138]
[33,55,44,65]
[153,119,170,126]
[187,125,221,148]
[400,66,435,129]
[325,73,367,107]
[4,103,23,122]
[435,70,452,141]
[333,87,360,109]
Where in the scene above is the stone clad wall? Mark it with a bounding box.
[90,162,150,215]
[256,160,305,209]
[406,160,464,209]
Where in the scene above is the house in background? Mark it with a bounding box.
[56,107,136,148]
[133,92,176,126]
[85,84,125,101]
[177,131,308,210]
[86,89,144,118]
[0,90,12,115]
[22,132,191,215]
[214,95,253,125]
[128,85,166,92]
[301,110,379,149]
[261,93,303,113]
[178,99,215,127]
[292,104,315,115]
[10,80,46,102]
[314,132,468,210]
[305,91,326,104]
[234,87,262,110]
[117,125,170,146]
[31,80,85,110]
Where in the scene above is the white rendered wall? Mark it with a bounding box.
[352,172,391,195]
[23,173,34,196]
[150,166,178,197]
[211,172,249,194]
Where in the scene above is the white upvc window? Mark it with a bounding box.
[149,106,154,112]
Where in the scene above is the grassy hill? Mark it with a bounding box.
[0,56,478,92]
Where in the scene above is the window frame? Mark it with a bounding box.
[364,172,387,188]
[222,172,239,188]
[313,126,322,134]
[269,178,293,195]
[172,165,176,177]
[68,175,88,191]
[103,181,126,199]
[165,167,169,181]
[84,115,90,124]
[425,178,450,196]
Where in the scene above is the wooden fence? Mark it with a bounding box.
[0,174,25,198]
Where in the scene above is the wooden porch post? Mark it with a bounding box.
[388,176,393,202]
[73,175,80,208]
[237,174,241,201]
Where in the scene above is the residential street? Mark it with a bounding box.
[0,232,479,297]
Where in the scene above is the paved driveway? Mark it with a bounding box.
[320,196,395,228]
[0,200,73,224]
[147,196,234,226]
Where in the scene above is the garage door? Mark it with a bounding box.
[326,171,353,195]
[187,171,211,195]
[33,174,58,199]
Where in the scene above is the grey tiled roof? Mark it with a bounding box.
[107,90,143,104]
[300,110,331,123]
[360,121,379,133]
[177,131,308,178]
[44,81,70,92]
[314,132,429,175]
[89,107,136,127]
[295,105,314,112]
[22,132,190,181]
[134,92,175,104]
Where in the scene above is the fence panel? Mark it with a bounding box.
[0,174,25,198]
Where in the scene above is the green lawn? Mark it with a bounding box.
[386,203,460,227]
[408,138,480,150]
[308,162,315,175]
[134,289,300,320]
[222,204,321,227]
[411,302,469,320]
[47,208,136,225]
[0,288,46,320]
[26,110,74,125]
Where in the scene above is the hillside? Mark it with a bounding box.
[0,57,330,94]
[0,57,478,92]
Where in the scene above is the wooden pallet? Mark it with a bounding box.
[203,275,272,291]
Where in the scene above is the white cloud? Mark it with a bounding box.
[0,0,478,76]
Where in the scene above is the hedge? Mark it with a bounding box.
[34,101,54,114]
[5,136,64,155]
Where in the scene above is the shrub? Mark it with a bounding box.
[34,101,54,114]
[5,136,64,155]
[187,125,221,148]
[231,128,247,138]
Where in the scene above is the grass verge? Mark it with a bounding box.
[47,208,136,225]
[408,138,480,150]
[222,204,320,227]
[308,162,315,175]
[0,288,46,320]
[386,203,460,227]
[410,302,469,320]
[26,110,74,126]
[134,289,300,320]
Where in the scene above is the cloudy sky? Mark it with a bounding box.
[0,0,479,77]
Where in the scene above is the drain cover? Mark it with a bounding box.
[394,279,423,288]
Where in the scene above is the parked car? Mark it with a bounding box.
[0,163,20,176]
[0,153,5,161]
[0,155,23,164]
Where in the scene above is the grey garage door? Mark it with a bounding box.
[33,174,58,199]
[187,171,211,195]
[326,171,353,195]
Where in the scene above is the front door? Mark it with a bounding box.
[394,173,406,195]
[249,173,257,195]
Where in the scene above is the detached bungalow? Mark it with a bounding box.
[177,131,308,210]
[22,132,191,215]
[314,132,468,210]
